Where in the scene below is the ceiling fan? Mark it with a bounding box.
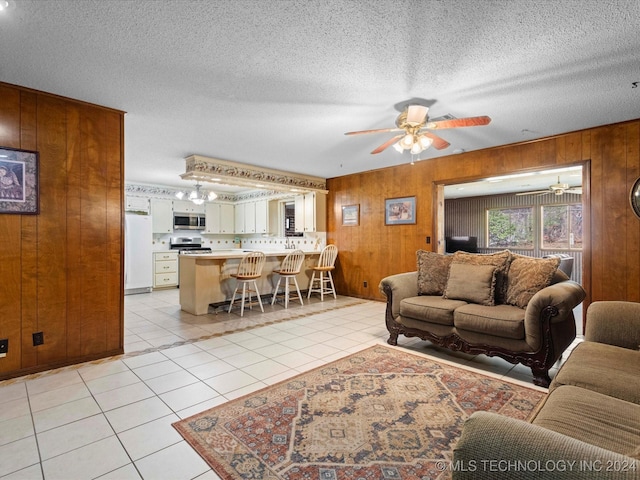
[515,177,583,196]
[345,105,491,155]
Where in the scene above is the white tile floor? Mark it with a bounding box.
[0,289,583,480]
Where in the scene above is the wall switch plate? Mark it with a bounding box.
[0,338,8,357]
[363,281,368,288]
[426,236,431,244]
[33,332,44,346]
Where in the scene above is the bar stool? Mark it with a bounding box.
[228,251,266,316]
[307,244,338,301]
[271,249,306,308]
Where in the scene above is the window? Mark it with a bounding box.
[542,204,582,249]
[487,207,534,249]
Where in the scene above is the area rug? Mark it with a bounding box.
[173,344,546,480]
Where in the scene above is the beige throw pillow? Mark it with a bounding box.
[452,250,511,303]
[444,263,497,306]
[506,254,561,308]
[417,250,453,296]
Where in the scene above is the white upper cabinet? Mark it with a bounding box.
[205,203,235,234]
[294,192,326,232]
[174,200,205,214]
[255,199,268,234]
[150,198,173,233]
[125,196,150,213]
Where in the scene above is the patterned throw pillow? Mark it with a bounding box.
[444,262,498,306]
[506,254,561,308]
[452,250,511,304]
[416,250,453,296]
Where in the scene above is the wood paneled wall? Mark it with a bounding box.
[0,83,124,380]
[327,120,640,315]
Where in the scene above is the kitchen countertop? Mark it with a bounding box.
[179,249,321,259]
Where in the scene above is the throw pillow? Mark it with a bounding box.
[506,254,561,308]
[444,262,497,306]
[416,250,453,296]
[452,250,511,303]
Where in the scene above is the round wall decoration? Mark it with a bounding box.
[631,177,640,219]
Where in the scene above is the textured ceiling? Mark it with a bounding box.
[1,0,639,195]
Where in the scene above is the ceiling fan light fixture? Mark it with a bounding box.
[400,133,414,148]
[418,135,433,149]
[175,191,185,200]
[392,142,404,153]
[410,142,423,155]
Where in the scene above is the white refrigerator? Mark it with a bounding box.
[124,213,153,295]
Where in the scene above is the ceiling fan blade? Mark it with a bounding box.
[515,190,552,196]
[565,187,582,194]
[370,135,403,154]
[421,131,450,150]
[426,116,492,130]
[345,127,404,136]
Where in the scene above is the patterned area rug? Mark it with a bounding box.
[173,344,546,480]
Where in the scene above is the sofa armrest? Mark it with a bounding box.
[453,411,640,480]
[585,301,640,350]
[379,272,418,320]
[524,280,586,330]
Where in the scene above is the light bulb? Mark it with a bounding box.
[400,134,413,148]
[191,198,205,205]
[410,142,423,155]
[393,142,404,153]
[188,190,198,200]
[418,135,433,149]
[0,1,8,12]
[207,192,218,201]
[175,191,185,200]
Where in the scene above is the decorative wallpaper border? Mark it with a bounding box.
[182,155,328,193]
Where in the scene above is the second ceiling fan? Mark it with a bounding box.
[345,105,491,155]
[515,177,583,196]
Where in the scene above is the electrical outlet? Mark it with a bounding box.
[426,236,431,244]
[33,332,44,346]
[363,281,368,288]
[0,338,8,358]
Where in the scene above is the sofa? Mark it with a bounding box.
[453,301,640,479]
[379,250,586,387]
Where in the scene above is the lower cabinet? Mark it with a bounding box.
[153,251,179,288]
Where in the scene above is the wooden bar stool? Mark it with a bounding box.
[228,251,266,316]
[307,244,338,301]
[271,249,306,308]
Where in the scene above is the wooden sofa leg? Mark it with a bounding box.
[387,333,399,346]
[531,367,551,388]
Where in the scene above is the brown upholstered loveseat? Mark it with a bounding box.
[453,301,640,479]
[379,250,586,387]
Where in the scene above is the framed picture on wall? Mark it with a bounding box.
[342,204,360,226]
[0,146,39,215]
[385,196,416,225]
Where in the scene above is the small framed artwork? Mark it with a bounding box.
[342,204,360,226]
[385,196,416,225]
[0,146,39,215]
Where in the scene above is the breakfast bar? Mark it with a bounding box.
[179,250,321,315]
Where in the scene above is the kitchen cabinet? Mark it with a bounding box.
[174,200,205,214]
[295,192,326,232]
[244,202,256,234]
[150,198,173,234]
[255,199,269,234]
[125,195,150,213]
[235,202,258,234]
[153,251,179,288]
[205,203,235,234]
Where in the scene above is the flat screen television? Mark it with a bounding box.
[446,236,478,254]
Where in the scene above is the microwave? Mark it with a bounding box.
[173,213,206,230]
